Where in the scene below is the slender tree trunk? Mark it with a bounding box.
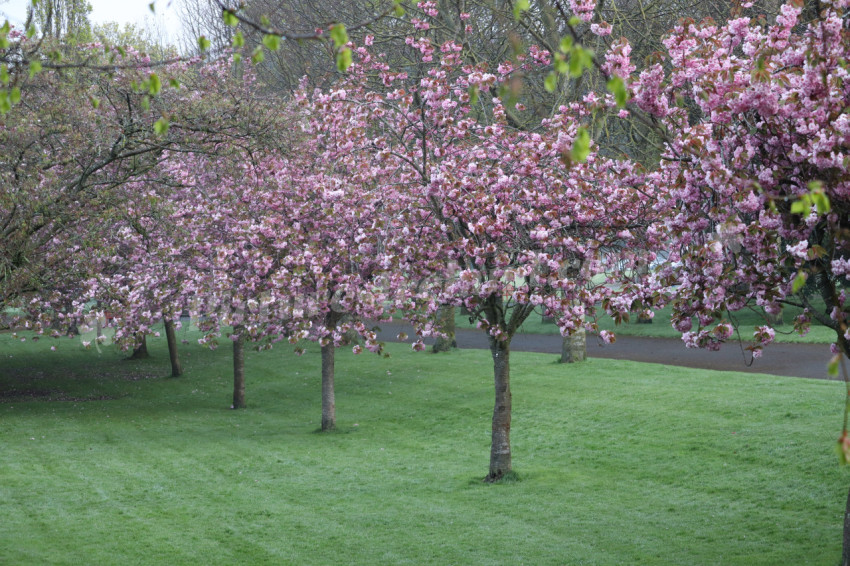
[841,484,850,566]
[561,327,587,363]
[486,336,512,481]
[232,326,246,409]
[321,341,336,431]
[432,304,458,353]
[163,318,183,377]
[128,334,149,360]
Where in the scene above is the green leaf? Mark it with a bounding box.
[169,78,180,89]
[89,95,100,109]
[26,24,36,38]
[812,192,831,214]
[222,10,239,27]
[828,354,840,377]
[0,65,8,86]
[251,46,264,64]
[559,36,573,53]
[148,2,155,13]
[9,86,20,104]
[513,0,530,20]
[336,47,352,72]
[232,31,245,48]
[330,24,349,49]
[198,36,211,52]
[607,76,628,107]
[544,72,558,93]
[790,196,811,215]
[154,117,170,136]
[0,91,11,114]
[568,50,584,77]
[569,16,581,26]
[393,2,406,16]
[468,85,479,106]
[141,95,150,111]
[148,73,161,95]
[262,34,280,51]
[232,53,242,65]
[791,271,808,294]
[554,55,568,75]
[571,127,591,163]
[28,60,41,78]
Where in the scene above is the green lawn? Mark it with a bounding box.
[1,331,847,564]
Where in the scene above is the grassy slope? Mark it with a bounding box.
[1,331,847,565]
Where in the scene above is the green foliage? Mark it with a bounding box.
[330,24,352,72]
[153,117,170,136]
[29,60,43,78]
[251,46,264,64]
[146,73,161,96]
[792,271,808,294]
[0,334,844,564]
[336,48,352,72]
[329,24,349,48]
[571,127,591,162]
[544,72,558,93]
[790,181,831,215]
[568,46,594,78]
[222,10,239,27]
[513,0,531,20]
[262,34,280,52]
[607,76,628,107]
[198,35,211,52]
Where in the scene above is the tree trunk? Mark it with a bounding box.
[432,304,458,353]
[486,336,512,481]
[321,341,336,431]
[232,327,246,409]
[163,318,183,377]
[841,484,850,566]
[561,327,587,363]
[128,334,149,360]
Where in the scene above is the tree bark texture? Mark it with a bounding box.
[163,318,183,377]
[560,327,586,363]
[321,341,336,431]
[487,336,512,481]
[128,334,149,360]
[232,327,246,409]
[432,304,458,353]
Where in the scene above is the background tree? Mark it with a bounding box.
[29,0,92,41]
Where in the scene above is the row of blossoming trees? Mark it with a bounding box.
[2,0,850,551]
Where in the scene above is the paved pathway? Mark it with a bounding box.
[373,321,837,381]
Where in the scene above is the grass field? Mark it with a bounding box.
[1,330,848,564]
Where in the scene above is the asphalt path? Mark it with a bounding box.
[372,321,838,381]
